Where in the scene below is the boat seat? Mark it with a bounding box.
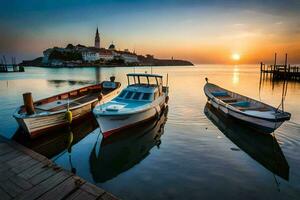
[239,106,271,111]
[211,91,228,97]
[218,96,237,103]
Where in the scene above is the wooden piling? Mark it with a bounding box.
[23,93,35,115]
[260,53,300,81]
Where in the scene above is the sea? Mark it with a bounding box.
[0,65,299,199]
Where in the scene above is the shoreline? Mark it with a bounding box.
[22,63,194,68]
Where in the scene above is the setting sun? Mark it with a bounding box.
[231,53,241,61]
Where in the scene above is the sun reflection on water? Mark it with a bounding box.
[232,65,240,84]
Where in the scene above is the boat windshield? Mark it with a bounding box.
[127,74,162,87]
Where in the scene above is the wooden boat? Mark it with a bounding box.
[204,103,289,180]
[13,113,99,158]
[93,73,169,138]
[13,79,121,138]
[204,79,291,133]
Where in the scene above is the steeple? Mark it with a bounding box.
[95,27,100,49]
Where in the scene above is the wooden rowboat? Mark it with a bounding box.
[13,80,121,138]
[204,79,291,133]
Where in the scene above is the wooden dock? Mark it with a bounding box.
[0,56,24,73]
[260,53,300,81]
[0,136,118,200]
[0,64,24,73]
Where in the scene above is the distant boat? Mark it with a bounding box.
[204,79,291,133]
[204,103,289,180]
[14,80,121,138]
[93,73,169,138]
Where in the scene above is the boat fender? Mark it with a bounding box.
[65,110,72,124]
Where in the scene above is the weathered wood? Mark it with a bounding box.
[11,157,39,174]
[9,175,33,190]
[18,162,49,180]
[65,189,97,200]
[80,182,105,197]
[23,92,35,115]
[0,143,14,155]
[15,171,71,200]
[0,187,11,200]
[37,176,84,200]
[0,179,23,198]
[100,193,119,200]
[0,150,23,162]
[29,168,60,185]
[0,137,119,200]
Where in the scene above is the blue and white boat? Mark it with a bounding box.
[93,73,169,138]
[204,78,291,133]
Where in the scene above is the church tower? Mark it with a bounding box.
[95,27,100,49]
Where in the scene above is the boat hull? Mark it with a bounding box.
[15,103,93,138]
[96,105,163,138]
[207,98,283,133]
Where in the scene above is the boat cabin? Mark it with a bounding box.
[116,73,164,102]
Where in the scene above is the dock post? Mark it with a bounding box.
[22,93,35,115]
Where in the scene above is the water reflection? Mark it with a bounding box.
[47,80,95,88]
[204,103,289,180]
[232,65,240,84]
[89,107,168,183]
[13,113,98,158]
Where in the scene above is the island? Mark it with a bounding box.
[20,28,193,67]
[20,44,193,67]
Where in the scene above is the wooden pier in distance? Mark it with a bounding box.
[260,53,300,81]
[0,56,24,73]
[0,136,118,200]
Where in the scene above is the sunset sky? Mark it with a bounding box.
[1,0,300,64]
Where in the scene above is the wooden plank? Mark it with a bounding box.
[29,167,61,185]
[0,150,23,162]
[15,171,71,200]
[6,154,32,167]
[9,175,33,190]
[0,143,14,156]
[11,158,39,174]
[18,162,49,180]
[0,187,11,200]
[5,139,48,163]
[0,169,15,181]
[100,193,119,200]
[0,179,23,198]
[65,189,97,200]
[80,182,105,197]
[37,176,85,200]
[0,136,119,200]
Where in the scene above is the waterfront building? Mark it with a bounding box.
[82,50,100,62]
[120,52,139,63]
[99,49,114,61]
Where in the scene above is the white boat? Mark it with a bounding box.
[14,80,121,138]
[204,79,291,133]
[93,73,169,138]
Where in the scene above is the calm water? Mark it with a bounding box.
[0,65,300,199]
